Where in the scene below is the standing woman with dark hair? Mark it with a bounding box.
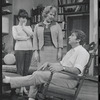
[12,9,34,95]
[33,5,63,69]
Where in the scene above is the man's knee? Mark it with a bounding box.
[32,71,41,77]
[32,71,51,80]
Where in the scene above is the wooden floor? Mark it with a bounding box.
[2,79,98,100]
[77,80,98,100]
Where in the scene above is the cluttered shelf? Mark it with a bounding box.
[2,11,12,15]
[2,33,9,36]
[2,1,12,16]
[2,3,12,7]
[58,2,89,7]
[58,0,89,16]
[58,11,89,15]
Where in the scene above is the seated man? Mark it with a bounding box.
[3,29,90,100]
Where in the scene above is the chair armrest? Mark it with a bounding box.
[44,71,83,89]
[58,71,83,79]
[42,71,84,97]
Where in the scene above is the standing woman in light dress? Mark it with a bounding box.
[33,5,63,69]
[12,9,34,95]
[29,6,63,99]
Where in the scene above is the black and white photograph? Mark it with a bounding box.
[2,0,98,100]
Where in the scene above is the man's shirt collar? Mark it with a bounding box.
[73,45,82,51]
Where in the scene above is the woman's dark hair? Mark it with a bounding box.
[71,29,86,45]
[17,9,28,19]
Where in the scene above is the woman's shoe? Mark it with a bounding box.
[23,91,28,96]
[17,92,23,96]
[17,87,24,96]
[28,98,35,100]
[23,87,28,96]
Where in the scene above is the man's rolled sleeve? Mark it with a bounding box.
[74,51,90,74]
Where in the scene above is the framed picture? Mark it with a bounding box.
[2,16,9,34]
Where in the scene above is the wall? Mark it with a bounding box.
[89,0,98,76]
[13,0,57,16]
[89,0,98,43]
[12,0,34,16]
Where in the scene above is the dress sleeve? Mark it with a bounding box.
[57,23,63,48]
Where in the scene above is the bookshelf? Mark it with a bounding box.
[57,0,90,51]
[2,0,12,63]
[2,0,12,15]
[30,5,44,30]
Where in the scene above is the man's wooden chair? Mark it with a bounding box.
[36,42,97,100]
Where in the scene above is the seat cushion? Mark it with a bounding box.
[48,84,76,95]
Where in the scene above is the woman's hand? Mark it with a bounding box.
[57,49,62,61]
[23,19,27,26]
[34,51,39,61]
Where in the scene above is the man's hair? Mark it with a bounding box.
[17,9,28,19]
[42,5,57,20]
[71,29,86,45]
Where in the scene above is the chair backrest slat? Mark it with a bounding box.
[83,42,97,75]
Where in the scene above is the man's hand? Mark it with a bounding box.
[48,63,63,72]
[37,62,50,71]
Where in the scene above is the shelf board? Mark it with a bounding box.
[2,33,9,36]
[62,29,66,31]
[57,21,66,23]
[57,21,63,23]
[58,2,89,7]
[58,11,89,15]
[31,22,38,24]
[2,11,12,15]
[2,3,12,7]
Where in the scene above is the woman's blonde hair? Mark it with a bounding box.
[42,5,57,20]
